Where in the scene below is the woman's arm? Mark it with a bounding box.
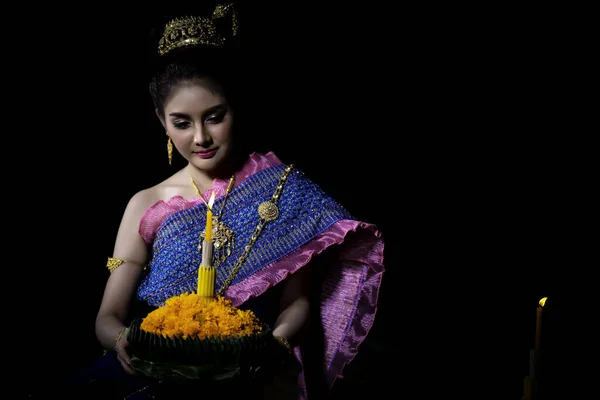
[272,265,312,346]
[95,190,152,373]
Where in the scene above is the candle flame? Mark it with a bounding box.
[208,191,215,208]
[538,297,548,307]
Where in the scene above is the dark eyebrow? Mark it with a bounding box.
[168,103,228,119]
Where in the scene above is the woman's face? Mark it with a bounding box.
[162,78,234,174]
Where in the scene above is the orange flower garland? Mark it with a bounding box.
[140,293,262,339]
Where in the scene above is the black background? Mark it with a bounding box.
[8,2,593,399]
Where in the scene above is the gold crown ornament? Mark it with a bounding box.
[158,3,238,56]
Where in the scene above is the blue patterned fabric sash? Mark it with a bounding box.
[137,163,353,306]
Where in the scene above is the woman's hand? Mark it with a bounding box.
[114,327,137,376]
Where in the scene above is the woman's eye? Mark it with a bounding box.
[206,113,225,124]
[173,121,190,129]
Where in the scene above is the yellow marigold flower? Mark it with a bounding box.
[140,293,262,339]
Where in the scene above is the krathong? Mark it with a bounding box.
[127,292,271,381]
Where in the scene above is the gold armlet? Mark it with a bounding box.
[106,257,146,273]
[273,335,292,354]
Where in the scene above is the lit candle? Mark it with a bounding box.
[205,191,215,242]
[197,191,216,300]
[524,297,547,400]
[535,297,547,350]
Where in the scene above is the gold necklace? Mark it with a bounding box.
[189,164,294,296]
[216,164,294,295]
[189,170,236,266]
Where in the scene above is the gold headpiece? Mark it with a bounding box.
[158,3,238,56]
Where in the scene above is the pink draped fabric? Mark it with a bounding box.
[226,219,384,391]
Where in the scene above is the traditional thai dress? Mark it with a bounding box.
[68,151,384,399]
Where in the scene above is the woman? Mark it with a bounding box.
[70,4,384,399]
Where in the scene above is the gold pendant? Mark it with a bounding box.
[199,217,235,266]
[258,201,279,221]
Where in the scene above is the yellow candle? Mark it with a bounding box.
[207,268,212,297]
[205,191,215,242]
[197,266,205,295]
[205,268,210,295]
[198,192,216,300]
[196,266,204,296]
[197,265,216,298]
[205,270,210,295]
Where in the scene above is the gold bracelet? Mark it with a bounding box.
[273,335,292,354]
[114,327,128,350]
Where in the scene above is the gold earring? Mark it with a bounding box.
[167,136,173,165]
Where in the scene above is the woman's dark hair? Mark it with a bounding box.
[146,5,266,160]
[147,4,244,117]
[148,47,241,118]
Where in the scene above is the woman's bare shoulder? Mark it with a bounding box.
[126,169,193,214]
